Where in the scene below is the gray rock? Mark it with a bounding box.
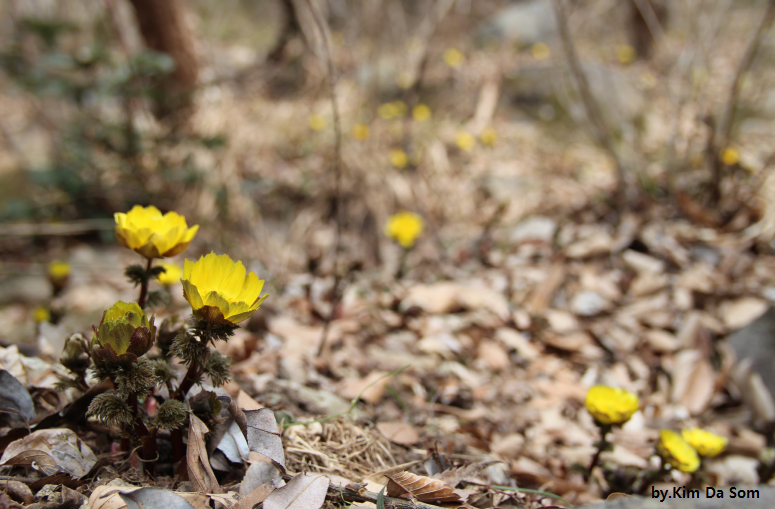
[581,486,775,509]
[510,216,557,244]
[728,306,775,399]
[475,0,556,49]
[504,63,645,131]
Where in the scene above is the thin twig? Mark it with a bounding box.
[551,0,627,194]
[710,0,775,204]
[631,0,667,44]
[0,219,115,236]
[301,0,344,358]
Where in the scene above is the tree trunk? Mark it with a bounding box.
[127,0,198,118]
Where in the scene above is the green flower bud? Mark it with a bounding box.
[153,399,189,431]
[93,301,156,364]
[60,333,91,373]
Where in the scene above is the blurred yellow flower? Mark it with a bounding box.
[33,306,50,323]
[385,212,423,248]
[479,127,497,147]
[721,147,739,166]
[390,149,409,169]
[616,44,636,65]
[657,430,700,473]
[455,131,476,151]
[406,36,422,53]
[352,123,370,140]
[412,104,432,122]
[531,42,551,60]
[331,31,345,48]
[309,114,326,131]
[443,48,464,68]
[182,252,268,325]
[379,101,407,120]
[682,428,728,458]
[396,71,413,89]
[115,205,199,259]
[157,261,182,286]
[585,386,639,425]
[48,261,71,280]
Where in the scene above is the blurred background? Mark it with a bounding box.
[0,0,774,348]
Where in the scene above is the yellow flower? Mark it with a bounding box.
[585,386,639,425]
[616,44,636,65]
[156,261,182,286]
[94,301,156,364]
[331,31,345,48]
[392,100,408,117]
[396,71,413,89]
[405,36,422,53]
[682,428,728,458]
[531,42,551,60]
[48,261,71,290]
[721,147,739,166]
[48,261,71,280]
[352,123,370,140]
[657,430,700,473]
[385,212,423,249]
[412,104,431,122]
[115,205,199,259]
[455,131,476,151]
[182,252,268,325]
[33,306,50,323]
[309,114,326,131]
[390,149,409,169]
[443,48,464,68]
[479,127,497,147]
[378,102,398,120]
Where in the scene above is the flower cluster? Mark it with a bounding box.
[53,205,271,475]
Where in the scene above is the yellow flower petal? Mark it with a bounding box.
[182,252,267,325]
[682,428,727,457]
[385,212,423,248]
[585,386,639,425]
[658,430,700,473]
[114,205,198,259]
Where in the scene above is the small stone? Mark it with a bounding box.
[571,291,610,316]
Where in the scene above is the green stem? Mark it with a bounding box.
[138,257,153,309]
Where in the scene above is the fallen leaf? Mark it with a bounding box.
[0,428,96,478]
[671,349,716,415]
[119,488,197,509]
[237,483,275,509]
[263,473,329,509]
[0,370,35,425]
[188,414,222,494]
[376,422,420,445]
[240,458,281,496]
[2,450,57,475]
[385,471,461,504]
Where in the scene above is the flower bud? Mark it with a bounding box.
[60,333,91,372]
[93,301,156,364]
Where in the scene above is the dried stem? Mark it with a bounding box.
[710,0,775,204]
[137,257,153,309]
[584,424,611,483]
[300,0,344,358]
[551,0,628,200]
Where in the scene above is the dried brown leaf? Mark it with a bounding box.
[188,414,222,494]
[376,422,420,445]
[263,473,329,509]
[385,471,462,504]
